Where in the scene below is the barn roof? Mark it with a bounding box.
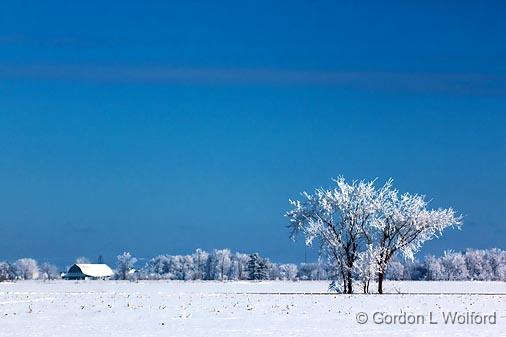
[73,264,114,277]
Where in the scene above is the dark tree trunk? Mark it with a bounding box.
[378,272,384,294]
[363,280,370,294]
[340,266,348,293]
[346,270,353,294]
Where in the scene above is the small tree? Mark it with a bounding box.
[116,252,137,280]
[229,252,250,280]
[425,255,444,280]
[192,249,209,280]
[247,253,269,280]
[40,262,59,281]
[212,249,232,281]
[0,262,17,281]
[75,256,90,264]
[353,244,378,293]
[465,249,492,281]
[385,259,405,281]
[180,255,195,281]
[279,264,298,281]
[14,258,39,280]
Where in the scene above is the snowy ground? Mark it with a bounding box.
[1,281,505,337]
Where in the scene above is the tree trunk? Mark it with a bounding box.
[377,272,384,294]
[340,267,348,293]
[364,280,370,294]
[346,270,353,294]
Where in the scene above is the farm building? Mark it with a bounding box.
[63,264,114,280]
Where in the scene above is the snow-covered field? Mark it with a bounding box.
[1,281,505,337]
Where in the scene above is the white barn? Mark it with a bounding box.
[63,264,114,280]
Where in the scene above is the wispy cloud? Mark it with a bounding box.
[0,34,102,48]
[1,64,504,96]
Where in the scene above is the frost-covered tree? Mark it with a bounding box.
[440,251,468,280]
[204,249,232,280]
[205,253,217,280]
[487,249,506,281]
[278,264,298,281]
[405,259,427,281]
[40,262,59,281]
[192,249,209,280]
[116,252,137,280]
[14,258,39,280]
[229,252,250,280]
[496,263,506,282]
[486,249,505,281]
[465,249,494,281]
[139,250,258,281]
[172,255,185,280]
[142,255,170,279]
[371,183,461,292]
[0,262,17,281]
[425,255,444,280]
[247,253,269,280]
[414,249,506,281]
[385,259,405,280]
[75,256,90,264]
[286,177,380,293]
[212,249,232,281]
[297,262,329,280]
[286,176,461,293]
[143,254,193,280]
[353,244,378,293]
[180,255,195,281]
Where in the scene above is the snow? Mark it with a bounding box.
[1,280,505,336]
[70,264,114,278]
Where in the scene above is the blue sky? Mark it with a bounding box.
[0,1,505,266]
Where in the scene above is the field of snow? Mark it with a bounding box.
[1,280,505,337]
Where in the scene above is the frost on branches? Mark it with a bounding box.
[286,176,462,294]
[116,252,137,280]
[285,178,380,293]
[246,253,269,280]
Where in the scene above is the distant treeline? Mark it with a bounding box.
[1,248,506,282]
[387,248,506,282]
